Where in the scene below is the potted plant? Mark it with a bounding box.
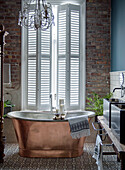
[3,100,15,118]
[86,92,112,121]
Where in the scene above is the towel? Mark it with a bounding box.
[68,115,90,139]
[93,134,103,170]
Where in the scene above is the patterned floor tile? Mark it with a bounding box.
[0,143,121,170]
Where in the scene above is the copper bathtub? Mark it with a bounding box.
[7,111,95,158]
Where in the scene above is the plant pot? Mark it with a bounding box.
[4,107,12,115]
[95,115,98,122]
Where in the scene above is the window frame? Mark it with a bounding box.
[21,1,86,111]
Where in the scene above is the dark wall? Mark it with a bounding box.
[0,0,111,105]
[111,0,125,71]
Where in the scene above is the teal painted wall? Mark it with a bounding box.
[111,0,125,71]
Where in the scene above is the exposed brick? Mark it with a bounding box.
[86,0,111,101]
[0,0,21,88]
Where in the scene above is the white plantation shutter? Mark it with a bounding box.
[70,10,80,55]
[27,11,52,110]
[22,3,85,111]
[28,58,36,105]
[70,7,80,108]
[40,28,51,109]
[57,4,80,110]
[58,58,66,101]
[58,10,66,56]
[27,23,37,107]
[70,58,79,106]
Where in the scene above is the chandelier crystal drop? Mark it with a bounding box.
[18,0,54,30]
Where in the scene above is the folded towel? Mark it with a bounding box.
[68,115,90,139]
[93,134,103,170]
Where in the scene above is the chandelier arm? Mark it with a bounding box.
[18,0,54,30]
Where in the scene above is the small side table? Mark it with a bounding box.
[98,116,125,170]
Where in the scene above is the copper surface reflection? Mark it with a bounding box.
[12,118,90,158]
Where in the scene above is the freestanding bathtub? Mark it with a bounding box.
[7,110,95,158]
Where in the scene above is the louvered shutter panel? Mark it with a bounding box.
[57,4,80,110]
[27,11,37,107]
[40,28,51,110]
[24,4,82,111]
[57,6,67,106]
[70,6,80,108]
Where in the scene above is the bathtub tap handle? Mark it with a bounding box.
[50,94,53,113]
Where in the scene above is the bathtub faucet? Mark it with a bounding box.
[50,94,56,113]
[113,85,125,97]
[113,87,122,93]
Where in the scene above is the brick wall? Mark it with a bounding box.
[0,0,21,110]
[0,0,111,109]
[0,0,21,88]
[86,0,111,98]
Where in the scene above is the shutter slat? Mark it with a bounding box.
[58,58,66,101]
[40,26,51,106]
[70,57,79,105]
[41,58,50,105]
[41,28,50,55]
[71,10,79,55]
[27,57,36,106]
[28,11,36,55]
[70,8,80,106]
[58,10,66,55]
[27,11,37,106]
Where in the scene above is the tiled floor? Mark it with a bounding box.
[0,143,120,170]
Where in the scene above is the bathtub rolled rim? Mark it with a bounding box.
[66,110,95,118]
[7,110,95,122]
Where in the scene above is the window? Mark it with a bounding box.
[21,2,86,111]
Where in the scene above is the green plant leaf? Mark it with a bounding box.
[3,114,7,118]
[4,100,15,108]
[86,92,113,116]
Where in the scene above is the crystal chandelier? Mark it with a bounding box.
[18,0,54,30]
